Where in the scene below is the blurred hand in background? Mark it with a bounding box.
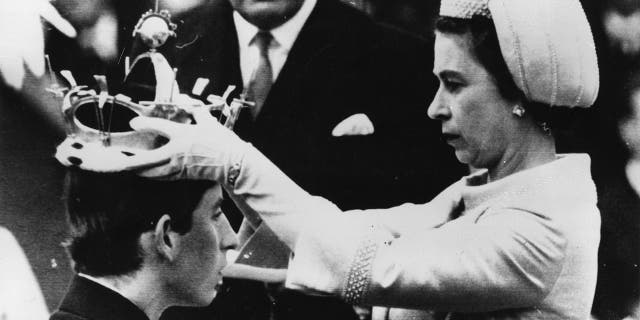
[0,0,75,90]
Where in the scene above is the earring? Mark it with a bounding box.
[540,122,551,134]
[512,104,525,117]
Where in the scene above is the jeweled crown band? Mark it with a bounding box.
[440,0,491,19]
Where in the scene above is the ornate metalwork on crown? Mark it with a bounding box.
[47,3,254,158]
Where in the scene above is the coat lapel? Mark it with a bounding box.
[251,0,344,123]
[55,276,149,320]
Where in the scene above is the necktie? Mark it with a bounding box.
[247,31,273,119]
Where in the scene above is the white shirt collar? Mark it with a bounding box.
[78,273,129,299]
[233,0,317,52]
[233,12,258,50]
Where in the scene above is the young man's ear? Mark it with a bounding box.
[153,214,181,261]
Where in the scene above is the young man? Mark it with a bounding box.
[50,170,238,320]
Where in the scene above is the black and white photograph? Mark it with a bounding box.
[0,0,639,319]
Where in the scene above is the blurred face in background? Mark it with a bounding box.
[53,0,118,62]
[160,0,209,14]
[603,8,640,56]
[428,31,517,170]
[228,0,306,30]
[621,88,640,159]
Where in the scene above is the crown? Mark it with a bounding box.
[51,69,253,171]
[440,0,491,19]
[132,9,177,49]
[50,7,255,172]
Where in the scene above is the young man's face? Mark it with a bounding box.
[168,184,238,306]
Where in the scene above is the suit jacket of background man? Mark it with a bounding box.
[169,0,464,223]
[50,276,150,320]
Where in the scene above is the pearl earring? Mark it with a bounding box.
[540,122,551,134]
[512,104,525,117]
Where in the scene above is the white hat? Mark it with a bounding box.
[440,0,490,19]
[440,0,599,108]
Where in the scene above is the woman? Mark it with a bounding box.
[57,0,601,318]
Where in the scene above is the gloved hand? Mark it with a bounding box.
[54,104,238,174]
[130,109,344,249]
[130,106,250,183]
[0,0,76,89]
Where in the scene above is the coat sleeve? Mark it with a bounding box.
[285,207,568,313]
[227,144,567,312]
[227,143,460,250]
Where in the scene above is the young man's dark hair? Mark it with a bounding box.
[63,169,214,277]
[53,167,237,320]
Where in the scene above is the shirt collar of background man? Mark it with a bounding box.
[233,0,317,54]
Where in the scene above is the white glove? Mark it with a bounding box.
[129,107,249,182]
[0,0,76,89]
[131,110,343,249]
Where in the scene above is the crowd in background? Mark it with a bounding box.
[0,0,639,319]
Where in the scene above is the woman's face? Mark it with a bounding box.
[428,31,517,169]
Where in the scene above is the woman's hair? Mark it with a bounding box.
[435,16,560,130]
[63,169,215,277]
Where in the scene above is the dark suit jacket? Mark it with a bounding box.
[171,0,464,222]
[50,276,149,320]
